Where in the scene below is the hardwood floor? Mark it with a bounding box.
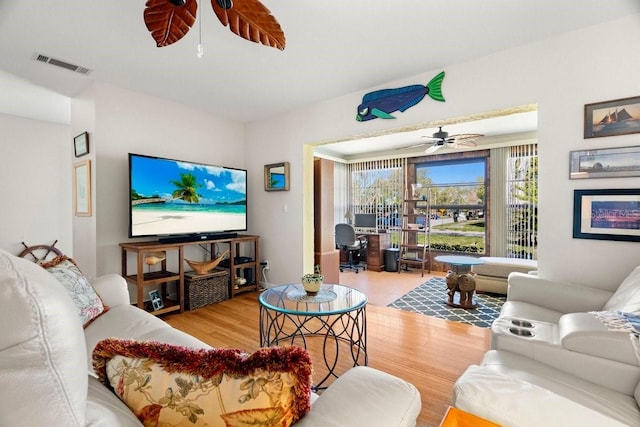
[164,268,490,427]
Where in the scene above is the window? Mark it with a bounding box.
[415,158,487,254]
[347,159,405,243]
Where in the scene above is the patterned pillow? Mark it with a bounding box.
[92,339,313,427]
[40,255,107,327]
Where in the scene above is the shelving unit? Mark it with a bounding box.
[120,234,259,315]
[398,186,431,277]
[120,241,185,316]
[225,235,260,297]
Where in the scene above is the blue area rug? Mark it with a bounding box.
[388,277,505,328]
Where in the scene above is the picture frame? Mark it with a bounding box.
[149,289,164,311]
[573,189,640,242]
[73,132,89,157]
[264,161,290,191]
[584,96,640,139]
[73,160,92,217]
[569,146,640,179]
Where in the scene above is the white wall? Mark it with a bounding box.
[0,113,72,255]
[79,83,246,278]
[1,15,638,291]
[246,15,640,290]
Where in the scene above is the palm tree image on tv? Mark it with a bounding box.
[129,155,247,237]
[170,173,202,203]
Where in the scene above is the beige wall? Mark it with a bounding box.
[245,15,640,290]
[1,15,639,290]
[0,113,72,256]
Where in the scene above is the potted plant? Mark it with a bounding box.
[301,264,323,296]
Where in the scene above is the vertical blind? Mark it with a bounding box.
[347,158,406,246]
[506,143,538,259]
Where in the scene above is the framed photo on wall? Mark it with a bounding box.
[74,132,89,157]
[264,162,290,191]
[573,189,640,242]
[584,96,640,139]
[569,146,640,179]
[73,160,91,217]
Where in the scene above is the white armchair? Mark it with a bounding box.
[453,267,640,426]
[491,271,640,391]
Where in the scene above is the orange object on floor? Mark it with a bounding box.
[439,406,501,427]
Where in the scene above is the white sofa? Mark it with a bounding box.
[453,269,640,426]
[471,256,538,294]
[0,249,421,426]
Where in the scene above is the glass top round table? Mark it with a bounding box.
[258,283,367,315]
[258,284,368,390]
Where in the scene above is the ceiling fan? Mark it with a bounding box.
[143,0,285,51]
[403,126,484,154]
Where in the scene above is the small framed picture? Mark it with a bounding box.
[74,132,89,157]
[569,146,640,179]
[149,289,164,311]
[73,160,91,217]
[573,189,640,242]
[584,96,640,139]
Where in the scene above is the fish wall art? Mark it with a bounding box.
[356,71,445,121]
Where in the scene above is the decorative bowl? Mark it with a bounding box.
[185,249,229,275]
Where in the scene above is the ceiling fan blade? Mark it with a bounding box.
[425,144,443,154]
[144,0,197,47]
[448,133,483,147]
[211,0,286,50]
[454,139,478,148]
[398,142,429,150]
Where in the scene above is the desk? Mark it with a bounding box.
[435,255,485,309]
[340,233,390,272]
[258,284,368,390]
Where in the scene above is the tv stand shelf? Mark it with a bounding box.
[120,235,259,315]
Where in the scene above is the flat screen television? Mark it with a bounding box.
[128,153,247,242]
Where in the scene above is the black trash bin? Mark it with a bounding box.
[385,248,399,272]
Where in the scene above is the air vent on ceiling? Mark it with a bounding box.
[33,53,92,75]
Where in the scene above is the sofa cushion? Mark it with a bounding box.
[603,265,640,313]
[294,366,422,427]
[476,350,640,426]
[84,304,208,376]
[86,375,143,426]
[40,255,108,327]
[93,338,312,427]
[473,257,538,278]
[454,363,634,427]
[0,249,88,426]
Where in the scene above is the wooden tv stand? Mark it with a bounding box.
[120,234,259,316]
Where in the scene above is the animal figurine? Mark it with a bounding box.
[445,270,459,304]
[445,270,477,307]
[356,71,445,121]
[457,273,476,307]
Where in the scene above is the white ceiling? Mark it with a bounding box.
[1,0,637,157]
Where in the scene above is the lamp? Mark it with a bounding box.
[344,209,354,224]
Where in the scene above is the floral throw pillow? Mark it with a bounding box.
[40,255,107,327]
[92,338,313,427]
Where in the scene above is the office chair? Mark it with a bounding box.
[335,223,367,273]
